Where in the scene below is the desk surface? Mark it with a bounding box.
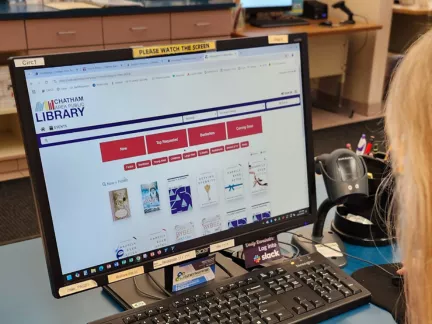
[0,176,397,324]
[233,20,382,38]
[393,3,432,15]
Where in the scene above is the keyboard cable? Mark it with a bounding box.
[285,232,395,277]
[133,276,164,301]
[148,272,172,297]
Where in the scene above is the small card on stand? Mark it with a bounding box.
[172,255,216,292]
[243,236,282,268]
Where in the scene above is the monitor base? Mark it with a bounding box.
[290,227,347,268]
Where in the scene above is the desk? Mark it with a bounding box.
[0,176,397,324]
[390,4,432,53]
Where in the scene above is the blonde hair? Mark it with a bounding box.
[386,30,432,323]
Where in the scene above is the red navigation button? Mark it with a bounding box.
[146,129,188,154]
[227,116,263,139]
[124,163,136,171]
[198,149,210,156]
[152,157,168,165]
[225,143,240,151]
[211,146,224,154]
[183,151,197,159]
[137,160,151,168]
[241,141,249,148]
[169,154,183,162]
[100,136,146,162]
[188,123,226,146]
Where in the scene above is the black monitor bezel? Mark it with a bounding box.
[242,0,292,13]
[9,34,316,299]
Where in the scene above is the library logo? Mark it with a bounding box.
[34,96,85,122]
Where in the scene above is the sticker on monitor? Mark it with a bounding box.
[141,181,161,214]
[115,237,138,260]
[249,160,269,194]
[251,201,272,222]
[168,175,193,215]
[175,222,196,243]
[224,165,244,201]
[149,229,168,249]
[197,171,219,208]
[202,215,222,235]
[226,207,248,229]
[109,188,131,221]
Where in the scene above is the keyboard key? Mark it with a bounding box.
[162,313,176,322]
[216,304,229,314]
[262,315,279,324]
[275,278,285,285]
[254,299,277,310]
[315,279,325,287]
[173,310,187,318]
[299,301,315,311]
[290,281,302,289]
[267,270,277,277]
[184,307,198,315]
[322,263,331,270]
[235,307,247,316]
[293,296,305,303]
[282,275,294,282]
[276,268,286,275]
[214,297,226,305]
[152,315,167,324]
[310,299,325,308]
[314,286,327,297]
[245,295,258,304]
[206,308,219,317]
[217,287,228,294]
[251,319,265,324]
[321,272,331,279]
[225,311,238,320]
[193,294,204,301]
[312,265,323,272]
[326,277,337,285]
[246,311,260,321]
[258,273,269,280]
[246,278,257,285]
[292,306,306,315]
[195,303,208,312]
[339,287,353,297]
[204,300,218,308]
[237,298,248,307]
[244,304,257,312]
[214,314,228,323]
[294,270,306,278]
[271,287,284,295]
[204,291,215,298]
[282,283,293,292]
[274,310,293,321]
[173,319,187,324]
[123,316,136,324]
[196,312,210,320]
[135,313,147,321]
[237,315,251,324]
[204,317,218,324]
[310,273,320,281]
[254,291,272,301]
[146,309,158,317]
[233,290,246,298]
[225,301,239,310]
[244,284,265,296]
[256,302,284,318]
[224,293,237,302]
[157,306,170,314]
[184,315,199,324]
[323,290,344,303]
[183,297,195,305]
[237,280,247,287]
[305,268,314,276]
[308,282,318,290]
[173,301,185,308]
[228,283,238,291]
[332,282,343,290]
[264,280,277,288]
[301,277,313,285]
[348,285,361,294]
[323,285,334,293]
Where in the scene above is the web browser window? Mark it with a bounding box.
[25,44,310,280]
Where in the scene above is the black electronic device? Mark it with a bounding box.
[249,16,310,28]
[303,0,328,20]
[332,1,355,25]
[319,21,333,27]
[9,34,317,299]
[292,149,369,267]
[89,252,371,324]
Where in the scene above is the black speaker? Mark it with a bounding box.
[303,0,328,20]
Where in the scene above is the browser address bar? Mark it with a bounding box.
[40,117,183,145]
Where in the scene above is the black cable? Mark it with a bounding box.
[287,232,395,277]
[351,14,369,56]
[148,272,172,297]
[216,261,234,278]
[133,276,164,300]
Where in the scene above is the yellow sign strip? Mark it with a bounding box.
[133,41,216,58]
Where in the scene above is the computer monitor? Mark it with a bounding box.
[9,34,316,299]
[241,0,293,11]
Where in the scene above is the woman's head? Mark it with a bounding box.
[386,30,432,323]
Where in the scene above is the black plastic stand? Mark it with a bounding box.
[340,16,355,25]
[291,198,347,268]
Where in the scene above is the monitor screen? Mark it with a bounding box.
[241,0,293,9]
[22,41,312,286]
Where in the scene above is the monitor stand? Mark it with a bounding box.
[103,253,248,310]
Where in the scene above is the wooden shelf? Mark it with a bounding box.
[0,107,17,115]
[0,131,25,162]
[312,107,383,131]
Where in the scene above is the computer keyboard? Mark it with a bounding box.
[89,252,370,324]
[249,17,310,28]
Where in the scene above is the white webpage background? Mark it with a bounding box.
[31,47,309,274]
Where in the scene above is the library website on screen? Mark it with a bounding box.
[25,44,310,275]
